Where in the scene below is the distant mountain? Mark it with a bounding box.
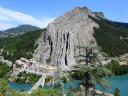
[0,25,40,38]
[4,25,40,33]
[112,21,128,28]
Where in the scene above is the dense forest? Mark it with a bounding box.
[0,29,44,62]
[90,16,128,57]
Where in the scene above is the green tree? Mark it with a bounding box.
[53,68,71,96]
[73,64,111,95]
[70,47,111,95]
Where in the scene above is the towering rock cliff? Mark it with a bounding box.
[33,7,101,68]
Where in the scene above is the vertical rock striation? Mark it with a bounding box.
[33,7,100,68]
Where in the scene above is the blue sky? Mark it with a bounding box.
[0,0,128,30]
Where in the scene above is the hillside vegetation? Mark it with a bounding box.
[0,62,11,78]
[106,60,128,75]
[90,16,128,57]
[0,29,43,62]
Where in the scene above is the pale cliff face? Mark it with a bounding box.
[33,7,99,69]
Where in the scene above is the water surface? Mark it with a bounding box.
[9,74,128,96]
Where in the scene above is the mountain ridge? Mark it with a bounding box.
[33,7,128,68]
[0,7,128,66]
[3,25,40,33]
[0,25,40,38]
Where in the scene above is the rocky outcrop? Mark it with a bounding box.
[33,7,100,68]
[93,12,105,19]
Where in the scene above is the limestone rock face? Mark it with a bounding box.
[33,7,100,68]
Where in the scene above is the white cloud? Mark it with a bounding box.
[0,23,15,30]
[0,6,55,30]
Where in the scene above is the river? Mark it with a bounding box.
[8,74,128,96]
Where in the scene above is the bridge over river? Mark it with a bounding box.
[27,72,53,93]
[26,65,95,94]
